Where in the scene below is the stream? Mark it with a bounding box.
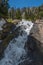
[0,19,33,65]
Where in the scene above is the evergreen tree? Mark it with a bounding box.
[0,0,9,18]
[16,8,22,19]
[25,10,29,20]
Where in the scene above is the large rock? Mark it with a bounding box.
[24,20,43,65]
[0,18,6,31]
[30,19,43,52]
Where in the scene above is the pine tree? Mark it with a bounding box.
[0,0,9,18]
[16,8,22,19]
[25,10,29,20]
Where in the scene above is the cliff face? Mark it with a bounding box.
[30,19,43,52]
[24,20,43,65]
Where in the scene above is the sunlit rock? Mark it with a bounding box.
[0,18,6,31]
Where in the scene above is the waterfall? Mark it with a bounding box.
[0,20,33,65]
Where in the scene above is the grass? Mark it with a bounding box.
[7,18,13,23]
[7,18,21,25]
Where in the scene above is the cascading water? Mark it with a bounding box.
[0,19,33,65]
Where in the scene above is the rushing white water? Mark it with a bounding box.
[0,19,33,65]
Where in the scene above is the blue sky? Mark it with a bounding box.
[9,0,43,8]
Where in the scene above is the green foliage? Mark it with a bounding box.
[8,4,43,21]
[25,11,29,20]
[0,0,9,18]
[8,7,16,19]
[39,11,43,19]
[7,18,13,23]
[16,9,22,19]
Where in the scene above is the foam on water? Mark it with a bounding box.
[0,19,33,65]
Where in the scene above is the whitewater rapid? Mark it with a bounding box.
[0,19,33,65]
